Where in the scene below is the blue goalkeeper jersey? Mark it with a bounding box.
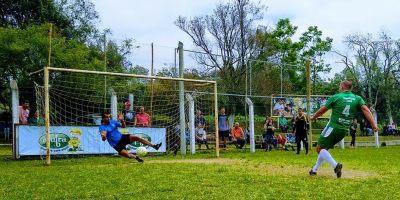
[99,119,122,147]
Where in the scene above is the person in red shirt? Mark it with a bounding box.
[19,101,30,125]
[134,106,151,127]
[231,122,245,149]
[277,134,294,151]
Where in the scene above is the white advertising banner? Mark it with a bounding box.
[18,125,166,156]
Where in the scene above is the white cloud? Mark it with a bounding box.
[94,0,400,76]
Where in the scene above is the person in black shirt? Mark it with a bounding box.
[350,118,357,147]
[294,108,309,154]
[360,119,365,136]
[263,117,278,151]
[121,99,135,126]
[291,117,296,133]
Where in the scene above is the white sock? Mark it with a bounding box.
[312,154,324,172]
[319,149,337,168]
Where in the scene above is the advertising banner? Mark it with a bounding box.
[18,126,166,156]
[271,96,332,118]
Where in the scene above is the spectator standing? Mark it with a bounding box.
[28,110,44,126]
[350,118,357,147]
[134,106,151,127]
[194,110,206,128]
[218,107,230,150]
[294,108,309,155]
[121,100,135,126]
[19,101,30,125]
[263,117,277,151]
[360,119,366,136]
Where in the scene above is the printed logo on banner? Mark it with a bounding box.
[38,127,84,152]
[39,133,70,151]
[127,133,152,150]
[68,128,83,152]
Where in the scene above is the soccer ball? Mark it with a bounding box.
[136,146,148,157]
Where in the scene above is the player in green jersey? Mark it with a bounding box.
[309,80,378,178]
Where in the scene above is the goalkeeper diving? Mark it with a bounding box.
[99,111,162,162]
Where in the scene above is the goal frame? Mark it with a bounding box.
[41,66,220,165]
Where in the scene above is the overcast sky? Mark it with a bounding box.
[94,0,400,77]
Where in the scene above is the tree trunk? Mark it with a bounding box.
[386,92,394,124]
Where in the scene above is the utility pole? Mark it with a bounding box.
[178,42,186,155]
[103,33,107,110]
[306,59,312,148]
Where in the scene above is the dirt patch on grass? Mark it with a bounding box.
[243,162,377,179]
[147,158,240,165]
[314,168,377,179]
[147,158,377,179]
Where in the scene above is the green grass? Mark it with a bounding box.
[1,145,400,199]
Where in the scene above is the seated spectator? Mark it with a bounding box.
[383,123,389,136]
[121,100,135,126]
[28,110,44,126]
[231,122,245,149]
[195,123,209,150]
[364,121,373,136]
[263,133,278,151]
[277,134,294,151]
[387,123,395,135]
[134,106,151,127]
[279,114,288,133]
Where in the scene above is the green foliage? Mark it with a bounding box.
[254,19,332,96]
[0,0,136,114]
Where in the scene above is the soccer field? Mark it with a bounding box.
[1,146,399,199]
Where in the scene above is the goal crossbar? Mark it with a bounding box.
[47,67,216,84]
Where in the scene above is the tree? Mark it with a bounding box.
[254,19,302,95]
[175,0,264,113]
[299,26,333,94]
[254,19,332,95]
[0,0,136,115]
[0,0,70,28]
[335,32,400,124]
[58,0,100,42]
[0,0,100,43]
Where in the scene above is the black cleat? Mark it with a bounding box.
[309,170,317,176]
[334,163,343,178]
[135,156,144,163]
[153,142,162,150]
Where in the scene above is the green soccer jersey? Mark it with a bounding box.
[324,91,365,130]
